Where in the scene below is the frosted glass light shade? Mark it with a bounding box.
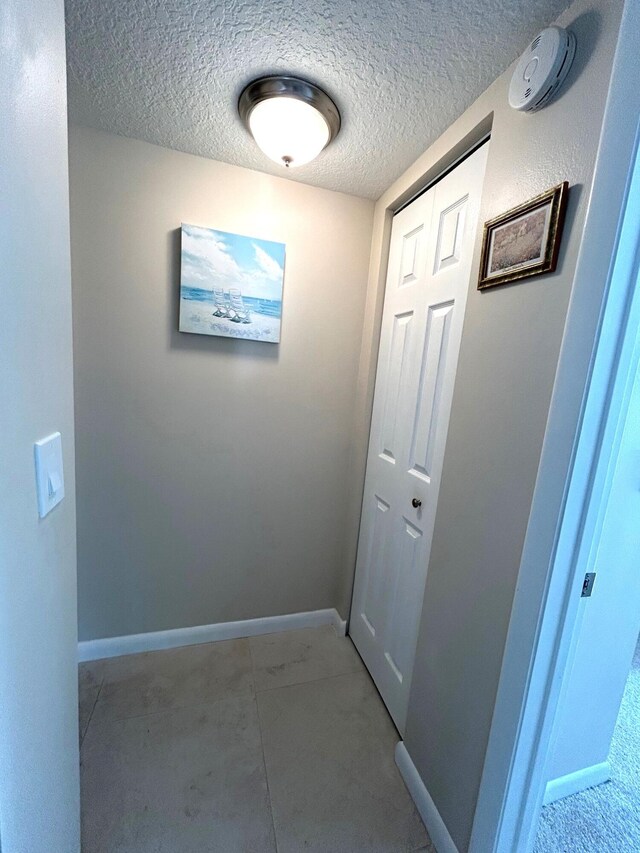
[249,97,330,168]
[239,76,341,169]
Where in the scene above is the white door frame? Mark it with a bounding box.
[470,2,640,850]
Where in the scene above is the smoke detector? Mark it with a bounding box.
[509,26,576,112]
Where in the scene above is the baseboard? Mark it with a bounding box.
[78,607,347,662]
[333,611,348,636]
[395,742,459,853]
[543,761,610,805]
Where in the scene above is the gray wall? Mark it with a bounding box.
[0,0,80,849]
[70,127,374,642]
[345,0,625,849]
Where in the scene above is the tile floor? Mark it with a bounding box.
[79,625,433,852]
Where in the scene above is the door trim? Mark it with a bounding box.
[469,2,640,848]
[395,132,491,215]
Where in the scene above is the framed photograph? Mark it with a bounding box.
[478,182,568,290]
[179,223,286,343]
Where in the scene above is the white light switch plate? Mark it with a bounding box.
[34,432,65,518]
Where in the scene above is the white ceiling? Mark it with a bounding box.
[66,0,570,200]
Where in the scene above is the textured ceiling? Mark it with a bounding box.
[66,0,570,199]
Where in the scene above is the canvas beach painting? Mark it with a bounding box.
[179,223,286,342]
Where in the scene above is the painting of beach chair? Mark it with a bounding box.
[179,223,284,342]
[212,287,229,317]
[228,288,252,324]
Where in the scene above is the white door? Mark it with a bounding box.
[350,143,489,731]
[543,358,640,799]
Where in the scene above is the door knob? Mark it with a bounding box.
[412,498,422,508]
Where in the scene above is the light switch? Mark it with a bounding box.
[34,432,65,518]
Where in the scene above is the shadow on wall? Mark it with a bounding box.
[560,11,602,99]
[167,228,280,361]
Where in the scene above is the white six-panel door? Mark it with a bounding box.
[350,143,489,731]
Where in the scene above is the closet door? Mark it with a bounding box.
[350,143,489,731]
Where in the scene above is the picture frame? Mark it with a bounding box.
[477,181,568,290]
[178,223,286,343]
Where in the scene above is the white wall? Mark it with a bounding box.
[545,342,640,795]
[69,127,374,642]
[345,0,625,848]
[0,0,80,850]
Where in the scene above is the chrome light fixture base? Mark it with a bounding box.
[238,75,341,167]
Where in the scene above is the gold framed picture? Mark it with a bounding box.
[478,182,569,290]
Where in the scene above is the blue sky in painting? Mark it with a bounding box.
[180,223,285,302]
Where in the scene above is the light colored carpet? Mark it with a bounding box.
[535,638,640,852]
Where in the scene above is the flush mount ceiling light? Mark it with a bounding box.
[239,76,341,169]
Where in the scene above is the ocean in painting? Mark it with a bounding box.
[178,224,286,343]
[180,287,283,342]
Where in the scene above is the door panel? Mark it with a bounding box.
[400,226,425,286]
[434,196,468,273]
[409,300,454,482]
[360,495,391,637]
[386,515,423,679]
[380,311,415,462]
[350,143,489,731]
